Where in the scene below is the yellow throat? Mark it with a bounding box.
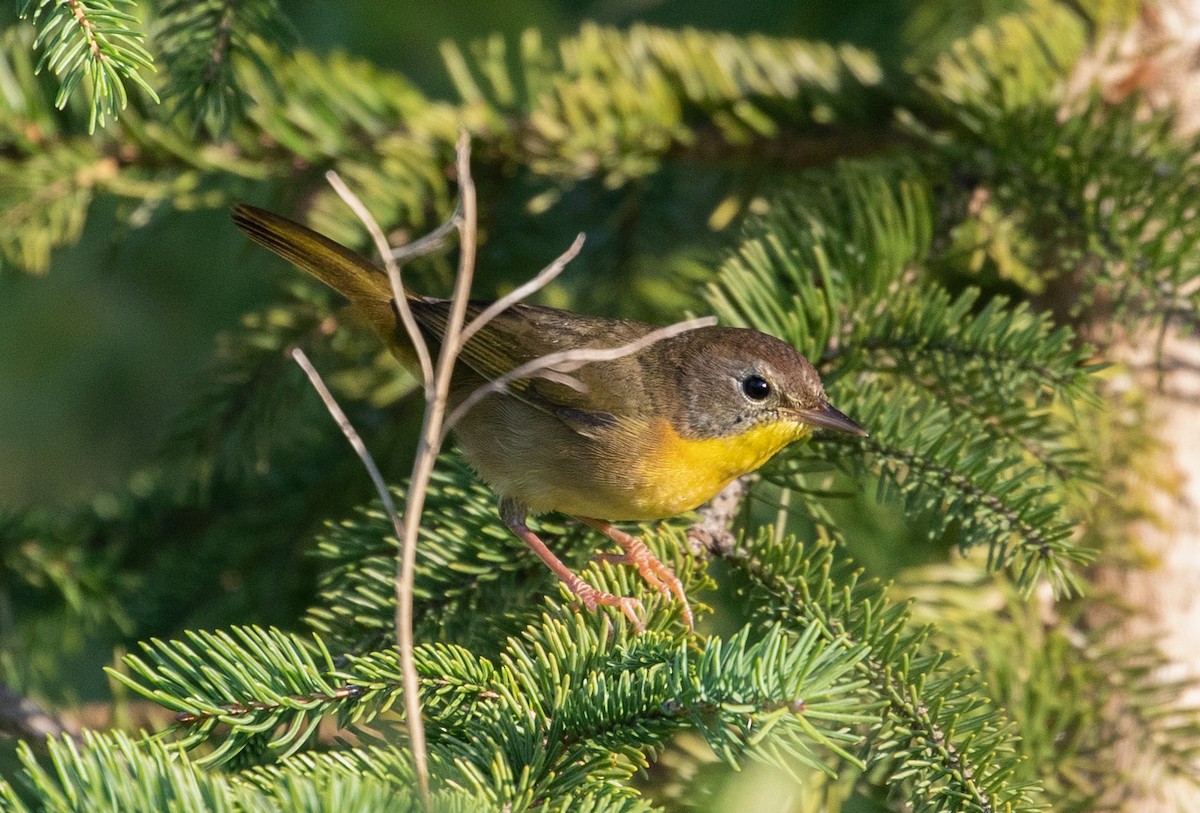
[632,417,811,518]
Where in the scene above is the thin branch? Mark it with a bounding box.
[323,135,717,803]
[442,316,717,443]
[389,203,463,262]
[819,335,1074,391]
[67,0,104,62]
[458,233,585,346]
[325,170,436,392]
[290,347,404,557]
[290,344,435,788]
[390,130,480,805]
[171,675,499,726]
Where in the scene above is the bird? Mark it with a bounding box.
[232,204,867,631]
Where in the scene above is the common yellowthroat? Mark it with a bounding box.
[233,204,866,630]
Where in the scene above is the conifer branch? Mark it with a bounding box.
[6,9,1199,810]
[822,330,1080,392]
[897,565,1200,807]
[778,392,1090,596]
[721,534,1042,813]
[18,0,157,131]
[896,380,1082,483]
[106,614,871,801]
[156,0,291,136]
[0,144,111,273]
[709,166,1096,594]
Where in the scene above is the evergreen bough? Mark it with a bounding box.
[3,1,1199,811]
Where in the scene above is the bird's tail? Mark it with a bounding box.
[232,204,409,352]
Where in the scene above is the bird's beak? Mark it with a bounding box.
[790,401,869,437]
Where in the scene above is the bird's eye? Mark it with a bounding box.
[741,374,771,401]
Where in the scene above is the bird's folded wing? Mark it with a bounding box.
[411,300,656,435]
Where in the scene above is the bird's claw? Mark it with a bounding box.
[629,546,693,630]
[571,579,646,632]
[588,527,694,631]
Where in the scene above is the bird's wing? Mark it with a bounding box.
[411,300,657,435]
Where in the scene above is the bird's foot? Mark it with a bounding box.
[584,520,694,631]
[567,576,646,632]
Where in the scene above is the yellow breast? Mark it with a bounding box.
[629,417,811,518]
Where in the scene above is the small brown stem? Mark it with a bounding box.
[391,131,479,805]
[67,0,104,61]
[458,233,585,346]
[687,479,747,558]
[325,170,436,388]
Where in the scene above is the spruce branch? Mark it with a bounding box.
[107,614,870,805]
[686,478,746,558]
[915,0,1086,119]
[721,532,1044,813]
[108,626,348,762]
[0,142,109,273]
[706,163,935,361]
[913,3,1200,342]
[776,387,1091,596]
[155,0,290,137]
[820,290,1096,399]
[443,24,887,187]
[893,381,1084,484]
[17,0,157,132]
[708,162,1097,594]
[303,459,578,654]
[0,508,129,633]
[897,564,1200,810]
[0,728,494,812]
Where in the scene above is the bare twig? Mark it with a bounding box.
[459,233,585,346]
[389,204,462,263]
[316,137,487,804]
[687,479,747,558]
[291,349,397,521]
[390,131,482,804]
[325,170,436,391]
[291,343,428,801]
[442,316,717,443]
[321,169,444,806]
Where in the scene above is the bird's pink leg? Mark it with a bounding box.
[500,499,644,631]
